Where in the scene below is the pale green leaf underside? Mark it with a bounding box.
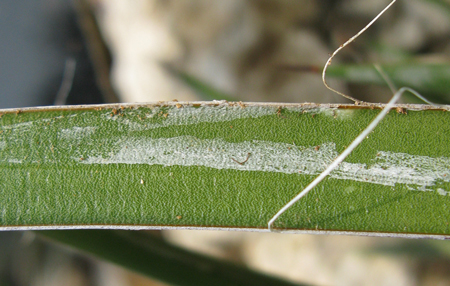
[1,102,449,238]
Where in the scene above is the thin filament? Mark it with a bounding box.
[374,64,397,94]
[322,0,397,104]
[268,86,432,232]
[55,58,77,106]
[268,0,438,232]
[373,64,435,105]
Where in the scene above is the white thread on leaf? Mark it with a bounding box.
[267,87,437,231]
[268,0,439,231]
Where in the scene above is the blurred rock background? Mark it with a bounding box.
[1,0,450,285]
[91,0,450,104]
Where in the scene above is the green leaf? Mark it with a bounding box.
[0,102,449,238]
[38,230,302,286]
[326,63,450,104]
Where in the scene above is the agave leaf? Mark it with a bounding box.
[0,102,449,239]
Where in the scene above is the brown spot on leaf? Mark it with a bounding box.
[396,107,407,114]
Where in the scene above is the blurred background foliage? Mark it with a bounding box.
[1,0,450,285]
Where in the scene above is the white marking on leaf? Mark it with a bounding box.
[80,135,450,193]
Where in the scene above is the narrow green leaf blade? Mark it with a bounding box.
[38,230,302,286]
[1,102,449,238]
